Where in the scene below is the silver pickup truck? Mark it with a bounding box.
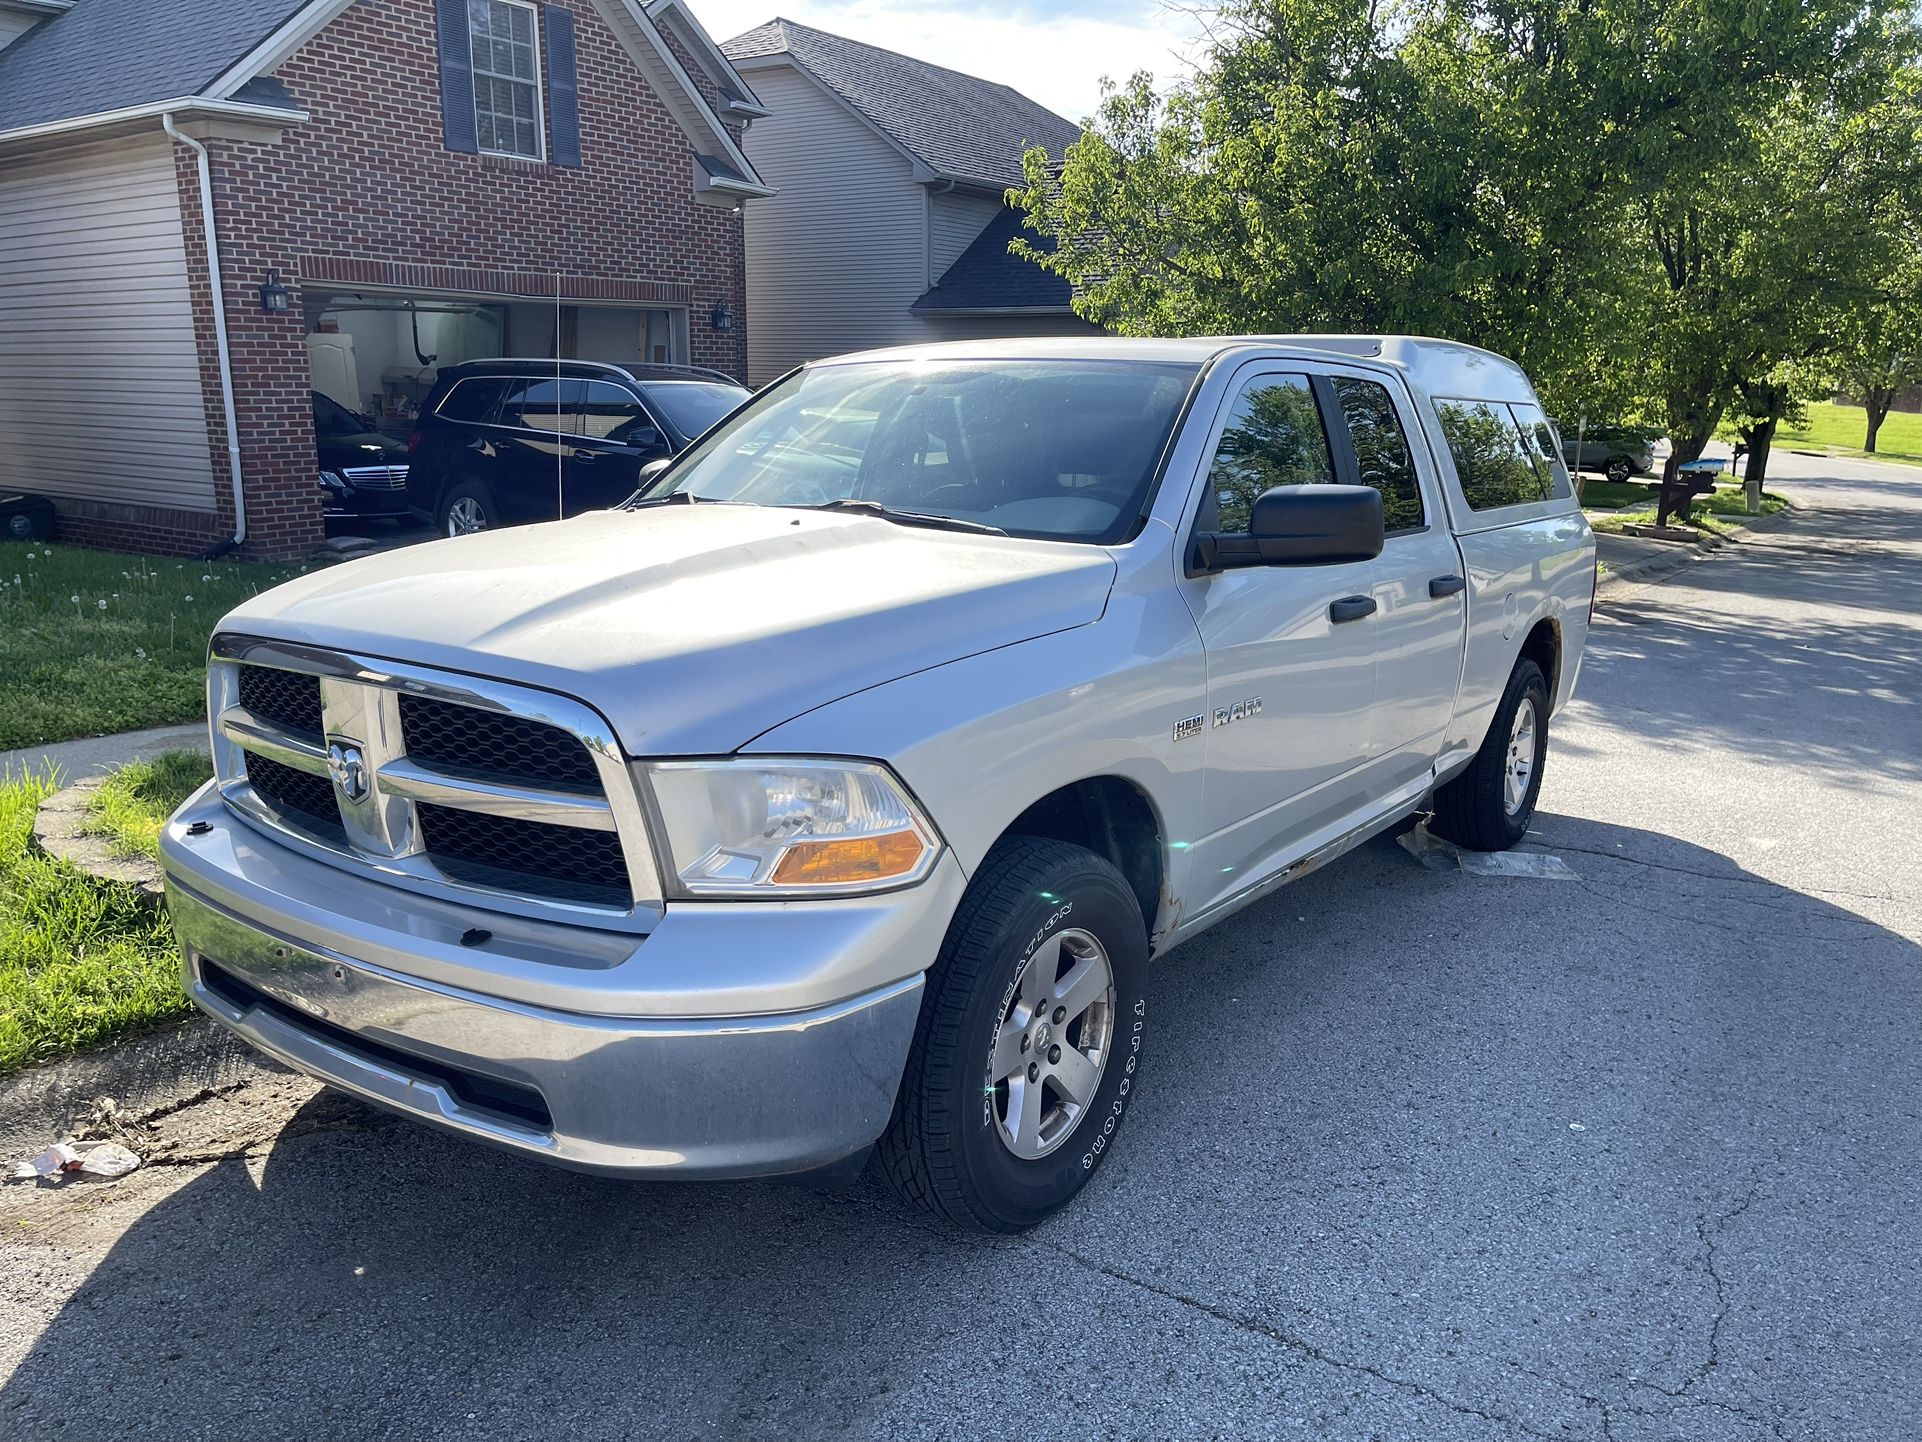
[162,336,1595,1231]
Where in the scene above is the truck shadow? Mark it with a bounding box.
[3,819,1918,1438]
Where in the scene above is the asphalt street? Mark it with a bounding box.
[3,452,1918,1440]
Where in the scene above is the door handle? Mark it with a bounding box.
[1428,574,1466,599]
[571,450,597,463]
[1328,595,1377,624]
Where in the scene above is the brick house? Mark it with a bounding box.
[0,0,770,557]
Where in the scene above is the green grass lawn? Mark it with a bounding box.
[1575,478,1658,510]
[1588,483,1789,536]
[0,543,311,752]
[84,751,214,862]
[0,770,192,1077]
[1771,401,1922,467]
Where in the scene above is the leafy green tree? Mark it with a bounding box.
[1014,0,1920,479]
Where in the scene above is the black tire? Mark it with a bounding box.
[1605,457,1633,485]
[438,479,500,537]
[1431,657,1549,851]
[878,836,1149,1233]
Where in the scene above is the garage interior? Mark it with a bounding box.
[304,291,691,428]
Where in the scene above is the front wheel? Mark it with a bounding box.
[878,837,1149,1232]
[1430,657,1549,851]
[1605,457,1634,485]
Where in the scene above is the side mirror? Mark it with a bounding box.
[637,456,674,489]
[1191,484,1384,572]
[624,426,666,453]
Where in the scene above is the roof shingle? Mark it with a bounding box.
[722,17,1079,190]
[0,0,309,133]
[912,204,1072,314]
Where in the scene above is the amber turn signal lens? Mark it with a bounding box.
[770,830,927,886]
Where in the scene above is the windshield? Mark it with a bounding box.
[311,390,364,435]
[642,381,748,439]
[641,359,1199,544]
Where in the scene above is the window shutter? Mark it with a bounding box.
[544,4,582,167]
[435,0,479,154]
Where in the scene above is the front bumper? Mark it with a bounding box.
[161,785,954,1179]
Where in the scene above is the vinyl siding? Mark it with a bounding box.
[0,138,216,513]
[737,64,928,385]
[927,189,1003,286]
[0,12,40,49]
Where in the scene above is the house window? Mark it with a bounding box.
[469,0,544,160]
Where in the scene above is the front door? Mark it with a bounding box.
[568,379,671,513]
[1176,367,1380,919]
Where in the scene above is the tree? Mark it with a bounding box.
[1835,257,1922,452]
[1827,65,1922,453]
[1013,0,1920,476]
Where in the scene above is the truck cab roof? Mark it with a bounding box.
[817,334,1541,406]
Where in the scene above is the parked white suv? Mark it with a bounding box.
[163,336,1595,1231]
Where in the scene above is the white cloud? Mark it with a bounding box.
[685,0,1205,122]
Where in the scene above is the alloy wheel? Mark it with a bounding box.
[445,497,488,536]
[987,928,1116,1160]
[1504,697,1538,815]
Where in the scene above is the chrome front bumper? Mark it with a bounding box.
[161,784,952,1179]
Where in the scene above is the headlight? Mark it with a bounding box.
[642,758,939,897]
[319,469,348,493]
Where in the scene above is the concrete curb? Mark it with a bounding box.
[0,1014,276,1162]
[1597,498,1800,592]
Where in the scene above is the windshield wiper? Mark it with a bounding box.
[808,498,1007,536]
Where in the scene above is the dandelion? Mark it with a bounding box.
[69,594,78,603]
[96,599,107,611]
[134,647,146,660]
[201,573,212,582]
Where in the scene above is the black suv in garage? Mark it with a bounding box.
[404,359,749,536]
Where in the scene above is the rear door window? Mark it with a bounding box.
[497,379,585,433]
[1508,402,1565,495]
[437,377,508,423]
[1434,399,1550,510]
[1329,377,1425,532]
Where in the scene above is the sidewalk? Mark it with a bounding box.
[0,721,208,783]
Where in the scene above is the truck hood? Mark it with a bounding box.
[222,504,1116,754]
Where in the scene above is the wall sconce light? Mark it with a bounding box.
[709,299,733,333]
[259,270,291,314]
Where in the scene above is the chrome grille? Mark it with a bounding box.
[209,637,660,926]
[342,464,409,490]
[244,752,345,841]
[396,694,600,792]
[237,666,323,738]
[416,803,630,904]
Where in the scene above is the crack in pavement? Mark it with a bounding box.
[1530,840,1905,907]
[1032,1238,1582,1439]
[1568,878,1880,944]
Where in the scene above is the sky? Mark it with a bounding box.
[686,0,1208,123]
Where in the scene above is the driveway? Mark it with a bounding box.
[3,454,1918,1441]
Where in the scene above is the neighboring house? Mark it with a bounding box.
[721,19,1099,385]
[0,0,770,558]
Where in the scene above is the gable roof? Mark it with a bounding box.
[0,0,766,194]
[0,0,312,133]
[912,204,1074,315]
[722,17,1079,191]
